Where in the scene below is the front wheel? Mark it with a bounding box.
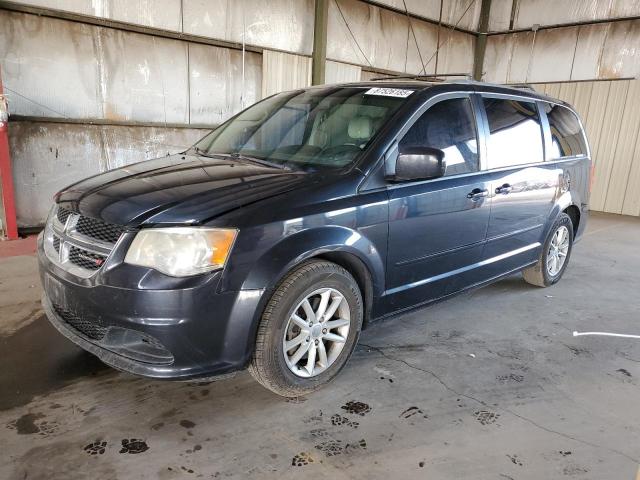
[249,260,363,397]
[523,213,574,287]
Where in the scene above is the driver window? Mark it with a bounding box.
[400,97,479,176]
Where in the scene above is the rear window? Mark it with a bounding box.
[544,104,587,158]
[483,98,544,169]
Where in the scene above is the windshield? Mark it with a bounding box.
[193,87,411,169]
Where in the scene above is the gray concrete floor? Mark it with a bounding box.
[1,212,639,479]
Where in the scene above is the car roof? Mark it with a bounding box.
[316,79,568,108]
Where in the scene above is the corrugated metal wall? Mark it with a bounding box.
[3,0,640,226]
[1,0,478,228]
[488,0,640,32]
[0,2,309,227]
[484,19,640,83]
[262,51,312,98]
[327,0,475,75]
[537,80,640,216]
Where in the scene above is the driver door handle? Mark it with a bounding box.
[495,183,512,195]
[467,188,489,199]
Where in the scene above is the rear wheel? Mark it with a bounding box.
[249,260,363,397]
[523,213,574,287]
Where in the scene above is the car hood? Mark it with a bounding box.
[56,154,317,226]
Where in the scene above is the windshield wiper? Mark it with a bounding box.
[192,149,292,170]
[223,152,291,170]
[192,146,217,158]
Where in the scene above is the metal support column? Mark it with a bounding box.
[0,66,18,240]
[312,0,329,85]
[473,0,492,81]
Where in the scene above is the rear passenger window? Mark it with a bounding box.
[400,97,478,176]
[544,104,587,158]
[483,98,544,169]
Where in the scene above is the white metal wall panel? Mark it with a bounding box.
[0,11,189,123]
[11,0,314,55]
[435,28,475,74]
[325,60,362,84]
[404,18,439,75]
[439,0,483,31]
[189,44,262,125]
[600,20,640,79]
[368,0,482,31]
[261,50,312,98]
[0,11,264,126]
[327,0,475,75]
[107,0,183,30]
[96,27,190,124]
[487,0,514,32]
[483,33,513,83]
[622,127,640,216]
[0,11,102,119]
[526,27,577,82]
[506,31,535,82]
[182,0,315,55]
[588,80,629,212]
[503,0,640,31]
[8,122,206,226]
[327,0,409,72]
[484,21,640,83]
[571,24,609,81]
[10,0,183,30]
[603,81,640,213]
[538,80,640,217]
[513,0,611,30]
[611,0,640,17]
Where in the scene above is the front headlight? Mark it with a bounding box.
[124,227,237,277]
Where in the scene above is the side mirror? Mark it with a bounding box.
[388,146,446,182]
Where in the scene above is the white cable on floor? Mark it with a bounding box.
[573,331,640,339]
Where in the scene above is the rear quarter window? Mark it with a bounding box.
[544,103,587,158]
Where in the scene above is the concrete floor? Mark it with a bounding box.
[1,212,639,479]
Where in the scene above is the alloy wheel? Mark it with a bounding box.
[547,225,570,276]
[282,288,351,378]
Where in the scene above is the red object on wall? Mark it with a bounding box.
[0,66,18,240]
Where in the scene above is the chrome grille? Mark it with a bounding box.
[76,215,125,244]
[44,205,126,277]
[57,207,72,225]
[52,303,108,340]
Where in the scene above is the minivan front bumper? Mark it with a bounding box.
[38,233,265,380]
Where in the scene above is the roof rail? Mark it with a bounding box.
[507,83,537,91]
[371,72,473,82]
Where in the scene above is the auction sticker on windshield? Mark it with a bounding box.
[364,87,414,98]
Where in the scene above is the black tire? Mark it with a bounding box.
[248,260,363,397]
[523,213,574,287]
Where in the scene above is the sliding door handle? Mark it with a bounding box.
[495,183,512,195]
[467,188,489,199]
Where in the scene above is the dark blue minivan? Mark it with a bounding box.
[38,80,591,396]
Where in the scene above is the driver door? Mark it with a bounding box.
[385,94,492,311]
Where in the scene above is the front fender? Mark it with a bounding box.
[240,226,386,298]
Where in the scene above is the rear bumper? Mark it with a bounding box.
[38,234,265,380]
[574,203,590,243]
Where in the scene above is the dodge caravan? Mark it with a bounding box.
[38,80,590,396]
